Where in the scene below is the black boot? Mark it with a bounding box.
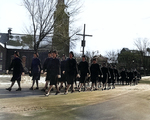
[55,91,60,95]
[6,88,11,91]
[16,88,21,91]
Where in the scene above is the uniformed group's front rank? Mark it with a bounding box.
[5,50,141,96]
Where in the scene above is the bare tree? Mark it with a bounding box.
[23,0,55,51]
[85,50,100,64]
[21,35,34,48]
[134,37,150,75]
[105,50,119,64]
[22,0,82,52]
[134,37,150,56]
[85,50,99,59]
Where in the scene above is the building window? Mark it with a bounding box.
[0,52,2,60]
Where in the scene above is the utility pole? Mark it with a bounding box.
[76,24,92,55]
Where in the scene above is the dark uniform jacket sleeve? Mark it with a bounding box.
[9,57,24,74]
[78,61,89,74]
[8,59,14,71]
[61,60,66,73]
[66,58,78,75]
[43,58,48,72]
[58,59,61,75]
[97,64,102,75]
[31,58,41,74]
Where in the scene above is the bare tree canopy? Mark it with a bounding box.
[106,50,119,64]
[134,37,150,56]
[23,0,56,51]
[22,0,82,52]
[134,37,150,75]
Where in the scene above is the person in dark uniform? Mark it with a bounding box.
[108,65,115,89]
[126,70,130,85]
[120,68,127,85]
[6,51,24,91]
[45,50,61,96]
[74,61,79,89]
[59,54,67,91]
[133,69,138,85]
[78,55,89,92]
[107,64,111,89]
[137,71,141,83]
[113,65,119,88]
[98,64,103,88]
[128,69,134,86]
[101,62,109,90]
[64,51,78,94]
[29,52,41,90]
[41,51,52,91]
[90,58,101,91]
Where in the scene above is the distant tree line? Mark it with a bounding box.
[105,37,150,75]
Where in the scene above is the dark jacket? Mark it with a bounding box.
[101,66,109,77]
[9,57,24,76]
[128,71,134,80]
[109,67,114,79]
[61,60,66,73]
[47,57,60,76]
[120,70,127,79]
[78,61,89,75]
[114,68,119,78]
[31,58,41,74]
[65,58,78,76]
[43,57,52,72]
[90,63,101,77]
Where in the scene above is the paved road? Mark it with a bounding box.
[0,75,48,99]
[74,90,150,120]
[1,75,150,120]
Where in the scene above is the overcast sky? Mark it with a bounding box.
[0,0,150,55]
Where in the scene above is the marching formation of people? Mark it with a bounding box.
[6,50,141,96]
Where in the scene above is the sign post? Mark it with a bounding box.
[76,24,92,55]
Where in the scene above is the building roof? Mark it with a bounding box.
[0,42,4,48]
[0,33,8,44]
[0,32,52,50]
[123,48,129,51]
[0,42,29,49]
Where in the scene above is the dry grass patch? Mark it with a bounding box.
[0,89,127,115]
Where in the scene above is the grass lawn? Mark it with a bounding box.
[0,89,124,120]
